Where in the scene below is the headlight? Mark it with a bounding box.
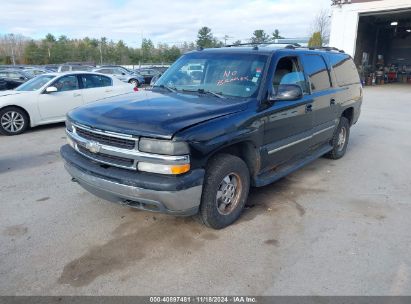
[137,162,190,175]
[139,138,189,155]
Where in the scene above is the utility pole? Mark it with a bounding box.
[99,39,103,65]
[223,35,232,46]
[9,34,16,65]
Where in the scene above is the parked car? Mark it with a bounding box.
[22,68,51,77]
[93,67,145,87]
[57,65,94,72]
[151,66,169,73]
[0,72,136,135]
[134,68,160,84]
[61,45,362,229]
[0,69,33,90]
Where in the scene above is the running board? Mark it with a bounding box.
[253,144,332,187]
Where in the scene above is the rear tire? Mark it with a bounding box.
[0,107,29,136]
[325,117,350,160]
[199,154,250,229]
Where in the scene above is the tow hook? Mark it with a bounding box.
[71,177,78,183]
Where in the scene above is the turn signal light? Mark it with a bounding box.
[170,164,190,175]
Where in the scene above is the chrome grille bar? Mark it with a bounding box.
[66,124,190,170]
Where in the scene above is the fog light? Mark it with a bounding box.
[138,162,190,175]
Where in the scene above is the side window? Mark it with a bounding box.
[52,75,79,92]
[273,57,308,93]
[80,74,112,88]
[302,54,331,92]
[329,54,360,87]
[101,76,112,87]
[60,66,70,72]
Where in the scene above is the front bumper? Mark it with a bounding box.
[61,145,204,216]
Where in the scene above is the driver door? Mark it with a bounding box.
[260,54,314,171]
[37,75,84,121]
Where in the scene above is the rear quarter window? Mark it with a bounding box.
[329,54,360,87]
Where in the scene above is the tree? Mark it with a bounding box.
[310,9,330,46]
[251,30,270,44]
[308,32,323,48]
[272,29,284,40]
[196,27,215,48]
[24,40,45,64]
[141,38,155,62]
[233,40,242,46]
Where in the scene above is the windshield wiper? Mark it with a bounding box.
[181,88,226,99]
[153,84,176,93]
[197,89,226,99]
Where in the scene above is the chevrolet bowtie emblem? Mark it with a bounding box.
[86,141,101,153]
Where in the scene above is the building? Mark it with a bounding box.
[330,0,411,83]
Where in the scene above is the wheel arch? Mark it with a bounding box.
[342,107,354,126]
[206,141,261,178]
[0,105,31,126]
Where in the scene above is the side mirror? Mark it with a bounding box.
[19,76,25,80]
[273,84,303,101]
[45,86,58,93]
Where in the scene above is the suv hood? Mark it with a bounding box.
[68,90,248,139]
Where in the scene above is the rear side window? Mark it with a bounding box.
[329,54,360,87]
[302,54,331,92]
[81,74,112,88]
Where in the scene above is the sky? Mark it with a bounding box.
[0,0,331,46]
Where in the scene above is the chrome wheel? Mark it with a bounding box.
[337,126,346,152]
[130,79,138,87]
[1,111,25,133]
[216,173,242,215]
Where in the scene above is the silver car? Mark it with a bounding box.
[92,67,145,87]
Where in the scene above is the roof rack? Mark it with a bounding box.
[222,42,345,53]
[305,46,345,53]
[225,42,302,50]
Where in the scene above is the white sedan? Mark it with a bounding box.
[0,72,137,135]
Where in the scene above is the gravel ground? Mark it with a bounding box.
[0,84,410,295]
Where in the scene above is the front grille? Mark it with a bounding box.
[76,127,136,149]
[78,146,134,168]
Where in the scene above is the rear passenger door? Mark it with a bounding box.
[79,74,116,103]
[301,54,337,148]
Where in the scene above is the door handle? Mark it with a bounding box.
[105,89,113,93]
[330,98,336,106]
[73,93,81,97]
[305,104,313,112]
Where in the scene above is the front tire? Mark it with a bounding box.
[199,154,250,229]
[0,107,29,136]
[325,117,350,159]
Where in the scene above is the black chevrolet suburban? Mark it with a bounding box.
[61,44,362,229]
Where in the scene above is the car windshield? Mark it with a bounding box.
[15,75,55,91]
[155,52,268,98]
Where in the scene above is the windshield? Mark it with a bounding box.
[155,52,268,98]
[15,75,55,91]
